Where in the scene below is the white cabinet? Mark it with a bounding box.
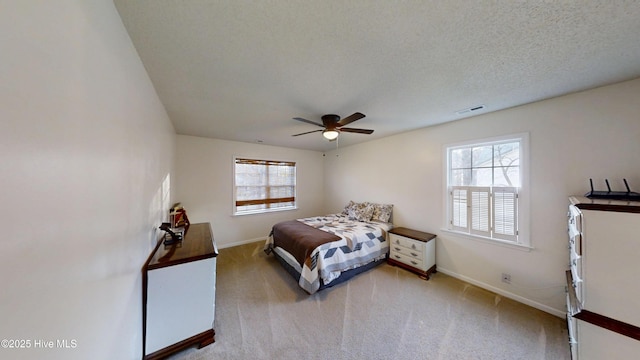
[566,196,640,360]
[143,223,218,360]
[388,227,436,279]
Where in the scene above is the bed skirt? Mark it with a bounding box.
[271,247,387,292]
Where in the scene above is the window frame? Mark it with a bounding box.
[233,156,297,216]
[443,133,530,249]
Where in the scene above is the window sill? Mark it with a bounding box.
[233,206,298,217]
[440,228,533,252]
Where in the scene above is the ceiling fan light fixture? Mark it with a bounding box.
[322,129,339,140]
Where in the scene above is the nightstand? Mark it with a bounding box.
[387,227,436,279]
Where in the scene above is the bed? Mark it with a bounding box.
[264,202,393,294]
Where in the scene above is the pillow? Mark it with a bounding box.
[371,203,393,223]
[347,202,374,222]
[342,200,356,215]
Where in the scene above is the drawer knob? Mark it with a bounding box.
[394,255,401,259]
[412,244,417,250]
[394,247,401,251]
[411,261,418,265]
[395,240,400,244]
[411,252,418,257]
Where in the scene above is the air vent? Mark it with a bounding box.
[456,105,485,116]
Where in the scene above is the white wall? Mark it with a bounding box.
[0,2,175,359]
[175,136,324,248]
[324,78,640,316]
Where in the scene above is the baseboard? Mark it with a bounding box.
[436,266,566,318]
[218,236,267,249]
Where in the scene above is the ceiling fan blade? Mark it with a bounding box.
[337,112,365,126]
[293,117,324,127]
[340,127,374,134]
[292,129,323,137]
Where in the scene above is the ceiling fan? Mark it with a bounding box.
[292,112,374,140]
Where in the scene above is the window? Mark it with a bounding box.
[234,158,296,215]
[445,134,529,247]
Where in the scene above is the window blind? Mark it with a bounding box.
[234,158,296,214]
[492,187,518,241]
[449,186,518,242]
[470,187,490,237]
[451,187,468,231]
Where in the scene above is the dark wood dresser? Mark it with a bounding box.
[142,222,218,360]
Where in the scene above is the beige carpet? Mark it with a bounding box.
[169,241,570,360]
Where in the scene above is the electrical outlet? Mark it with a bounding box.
[501,273,511,284]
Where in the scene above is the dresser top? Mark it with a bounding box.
[388,227,436,242]
[570,196,640,214]
[146,222,218,270]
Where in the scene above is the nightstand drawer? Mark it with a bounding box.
[390,233,422,253]
[390,251,424,269]
[390,244,424,260]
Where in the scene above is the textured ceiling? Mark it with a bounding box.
[114,1,640,152]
